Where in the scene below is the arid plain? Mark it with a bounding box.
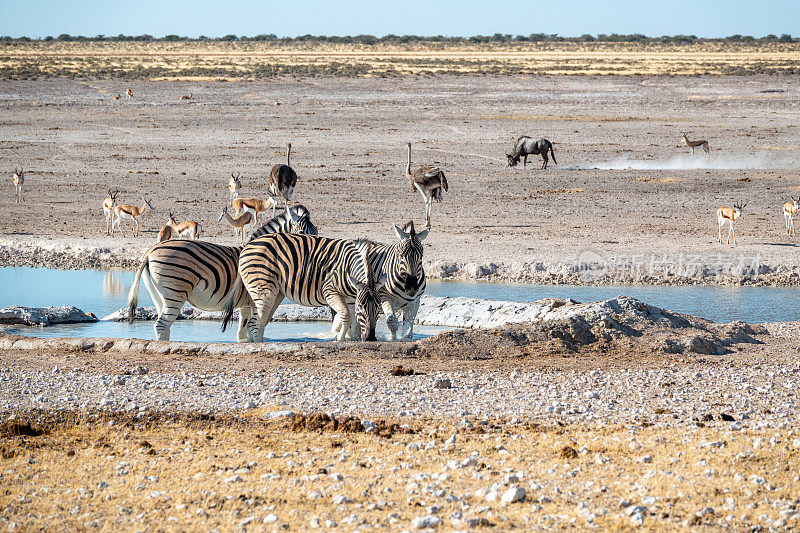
[1,44,800,531]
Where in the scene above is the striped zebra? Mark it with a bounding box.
[127,206,317,341]
[223,235,384,342]
[330,221,428,340]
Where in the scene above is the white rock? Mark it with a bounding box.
[411,515,440,529]
[264,514,278,523]
[501,487,526,504]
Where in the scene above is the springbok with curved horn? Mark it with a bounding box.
[218,206,255,243]
[102,188,120,234]
[167,212,202,240]
[717,201,745,246]
[12,168,24,204]
[111,198,154,237]
[269,143,298,218]
[405,142,448,230]
[232,196,276,225]
[682,132,709,154]
[228,172,241,205]
[784,197,800,236]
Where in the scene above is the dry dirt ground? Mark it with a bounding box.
[1,75,800,284]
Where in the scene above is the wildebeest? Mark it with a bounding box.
[506,136,557,169]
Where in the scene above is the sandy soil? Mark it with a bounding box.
[2,75,800,284]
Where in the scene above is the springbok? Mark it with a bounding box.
[717,201,745,246]
[228,172,241,205]
[232,197,276,225]
[113,93,121,100]
[180,92,193,100]
[111,198,154,237]
[12,168,24,203]
[784,197,800,236]
[126,88,133,100]
[682,133,709,154]
[218,206,255,243]
[157,224,173,243]
[102,188,120,234]
[167,212,202,240]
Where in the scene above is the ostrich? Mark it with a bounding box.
[405,142,448,229]
[268,143,298,218]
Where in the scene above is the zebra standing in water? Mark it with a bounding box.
[224,235,385,342]
[331,221,427,341]
[127,206,317,341]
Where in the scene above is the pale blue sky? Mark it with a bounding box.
[1,0,797,38]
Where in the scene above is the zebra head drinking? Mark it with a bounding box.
[350,241,385,342]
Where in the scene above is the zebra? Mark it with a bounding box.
[331,221,428,341]
[127,206,318,341]
[223,235,385,342]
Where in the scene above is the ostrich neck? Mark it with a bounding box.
[406,147,412,176]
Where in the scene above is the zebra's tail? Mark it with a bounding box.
[549,142,557,165]
[221,278,241,332]
[127,255,148,324]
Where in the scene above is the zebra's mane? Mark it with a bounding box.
[246,205,311,244]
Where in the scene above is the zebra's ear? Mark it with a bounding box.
[416,229,429,241]
[394,225,408,240]
[288,207,299,222]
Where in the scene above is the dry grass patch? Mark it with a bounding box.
[0,410,797,530]
[3,41,800,79]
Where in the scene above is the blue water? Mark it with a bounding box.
[0,267,797,343]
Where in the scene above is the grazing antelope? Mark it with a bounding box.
[232,196,276,225]
[125,88,133,100]
[268,143,298,218]
[180,92,193,100]
[12,168,24,203]
[228,172,241,205]
[405,142,448,229]
[506,136,557,169]
[218,205,255,243]
[681,132,709,154]
[111,198,154,237]
[102,188,120,234]
[113,93,121,100]
[157,224,173,243]
[717,201,745,246]
[167,212,202,240]
[784,197,800,236]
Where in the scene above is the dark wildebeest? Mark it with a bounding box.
[506,136,557,169]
